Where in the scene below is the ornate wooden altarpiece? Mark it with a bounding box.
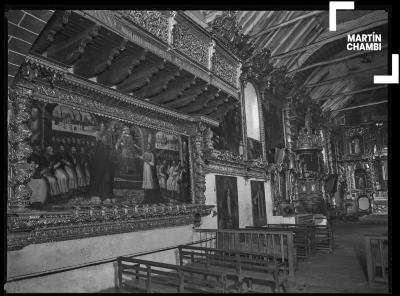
[7,10,249,251]
[333,123,388,214]
[8,59,218,250]
[7,10,300,251]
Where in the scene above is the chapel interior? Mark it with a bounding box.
[6,9,390,293]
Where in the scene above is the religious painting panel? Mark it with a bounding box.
[250,181,267,227]
[262,99,285,163]
[215,175,239,229]
[26,101,191,210]
[247,137,263,160]
[211,106,243,155]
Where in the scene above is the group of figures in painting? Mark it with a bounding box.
[26,103,190,207]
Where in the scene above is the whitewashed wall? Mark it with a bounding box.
[201,173,294,229]
[5,172,293,293]
[5,224,197,293]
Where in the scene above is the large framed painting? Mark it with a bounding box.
[262,97,285,163]
[26,101,191,210]
[211,106,243,155]
[215,175,239,229]
[250,180,267,226]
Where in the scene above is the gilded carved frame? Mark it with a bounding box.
[7,56,218,251]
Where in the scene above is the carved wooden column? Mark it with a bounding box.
[258,86,267,161]
[283,103,293,150]
[324,128,336,174]
[190,121,217,205]
[239,80,249,161]
[8,86,36,212]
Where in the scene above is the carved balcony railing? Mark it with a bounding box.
[81,10,241,98]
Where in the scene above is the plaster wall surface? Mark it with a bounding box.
[6,173,291,293]
[202,173,273,228]
[6,225,196,292]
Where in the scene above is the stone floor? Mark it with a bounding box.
[288,219,389,293]
[100,218,390,293]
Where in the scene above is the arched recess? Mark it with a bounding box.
[243,82,264,160]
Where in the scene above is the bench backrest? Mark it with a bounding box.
[179,245,281,274]
[364,235,389,286]
[117,256,227,293]
[195,228,296,276]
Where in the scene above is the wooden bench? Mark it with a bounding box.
[247,223,334,254]
[195,229,296,277]
[313,225,334,253]
[178,245,288,293]
[117,256,230,293]
[246,225,315,259]
[365,235,388,287]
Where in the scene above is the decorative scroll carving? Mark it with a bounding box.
[211,150,244,163]
[16,59,195,137]
[191,123,208,204]
[7,204,214,250]
[240,48,273,82]
[295,128,324,151]
[173,17,210,68]
[246,157,268,169]
[8,87,36,211]
[212,49,237,86]
[119,10,170,43]
[209,11,255,61]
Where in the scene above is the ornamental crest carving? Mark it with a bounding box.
[119,10,170,43]
[173,18,210,68]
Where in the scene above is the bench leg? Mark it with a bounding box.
[273,269,282,293]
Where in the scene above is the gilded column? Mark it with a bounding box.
[8,86,36,211]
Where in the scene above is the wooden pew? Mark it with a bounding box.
[313,225,334,253]
[195,229,296,277]
[178,245,287,292]
[365,235,388,287]
[246,225,315,259]
[248,223,334,254]
[117,256,229,293]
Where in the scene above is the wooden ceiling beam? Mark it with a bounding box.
[73,38,128,78]
[251,11,325,38]
[134,68,181,98]
[270,13,387,60]
[289,44,388,74]
[314,85,387,101]
[277,17,317,59]
[197,94,229,115]
[305,64,387,89]
[118,60,166,92]
[33,10,72,54]
[270,18,306,56]
[46,24,100,65]
[150,76,197,104]
[96,49,147,86]
[209,102,239,119]
[165,82,209,108]
[336,99,387,112]
[178,89,223,113]
[285,26,325,71]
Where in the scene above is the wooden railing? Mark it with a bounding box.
[178,245,286,292]
[246,225,315,259]
[365,235,389,287]
[117,256,228,293]
[195,229,296,277]
[247,224,333,253]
